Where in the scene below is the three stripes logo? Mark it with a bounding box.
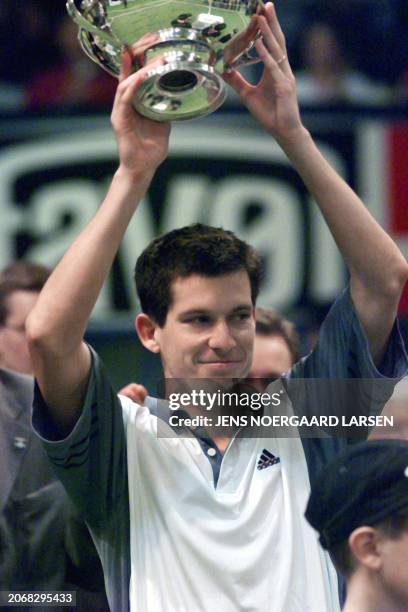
[257,449,280,470]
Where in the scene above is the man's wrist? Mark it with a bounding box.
[275,126,312,153]
[114,165,156,190]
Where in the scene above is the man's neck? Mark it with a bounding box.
[212,435,230,454]
[343,573,405,612]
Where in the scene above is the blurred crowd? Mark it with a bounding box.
[1,0,408,112]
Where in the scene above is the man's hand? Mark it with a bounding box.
[111,50,171,179]
[223,3,305,145]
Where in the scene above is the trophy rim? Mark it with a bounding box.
[135,61,227,121]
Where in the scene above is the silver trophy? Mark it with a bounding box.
[66,0,262,121]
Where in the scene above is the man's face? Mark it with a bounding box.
[248,333,293,391]
[153,271,255,380]
[0,290,39,375]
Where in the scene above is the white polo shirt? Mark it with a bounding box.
[122,392,339,612]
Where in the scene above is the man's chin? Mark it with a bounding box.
[199,363,248,381]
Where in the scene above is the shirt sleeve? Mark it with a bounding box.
[32,345,128,533]
[286,287,408,435]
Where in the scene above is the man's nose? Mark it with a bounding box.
[207,321,237,352]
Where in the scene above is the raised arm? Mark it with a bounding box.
[26,54,170,433]
[224,3,408,365]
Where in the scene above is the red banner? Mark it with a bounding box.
[388,125,408,314]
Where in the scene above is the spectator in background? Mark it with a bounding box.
[305,0,400,85]
[306,440,408,612]
[26,16,116,111]
[0,261,108,611]
[0,261,50,374]
[248,306,300,390]
[295,22,390,106]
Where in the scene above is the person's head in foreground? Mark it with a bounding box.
[305,440,408,612]
[134,223,262,381]
[0,261,50,374]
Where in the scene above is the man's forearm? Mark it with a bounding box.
[279,129,408,296]
[27,168,153,356]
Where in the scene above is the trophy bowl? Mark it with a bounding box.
[66,0,261,121]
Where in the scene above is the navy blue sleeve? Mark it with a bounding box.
[286,287,408,437]
[291,287,407,380]
[32,346,128,533]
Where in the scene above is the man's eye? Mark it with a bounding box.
[233,313,251,322]
[187,316,210,325]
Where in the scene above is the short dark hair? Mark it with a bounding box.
[330,515,408,578]
[255,307,300,364]
[135,224,262,326]
[0,261,51,325]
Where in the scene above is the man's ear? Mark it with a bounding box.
[348,526,382,571]
[135,313,161,354]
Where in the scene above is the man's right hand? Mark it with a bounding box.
[111,50,171,180]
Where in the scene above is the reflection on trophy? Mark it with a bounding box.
[66,0,261,121]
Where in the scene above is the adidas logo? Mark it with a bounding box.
[257,449,280,470]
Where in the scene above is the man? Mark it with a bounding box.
[0,262,108,610]
[305,440,408,612]
[27,4,408,612]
